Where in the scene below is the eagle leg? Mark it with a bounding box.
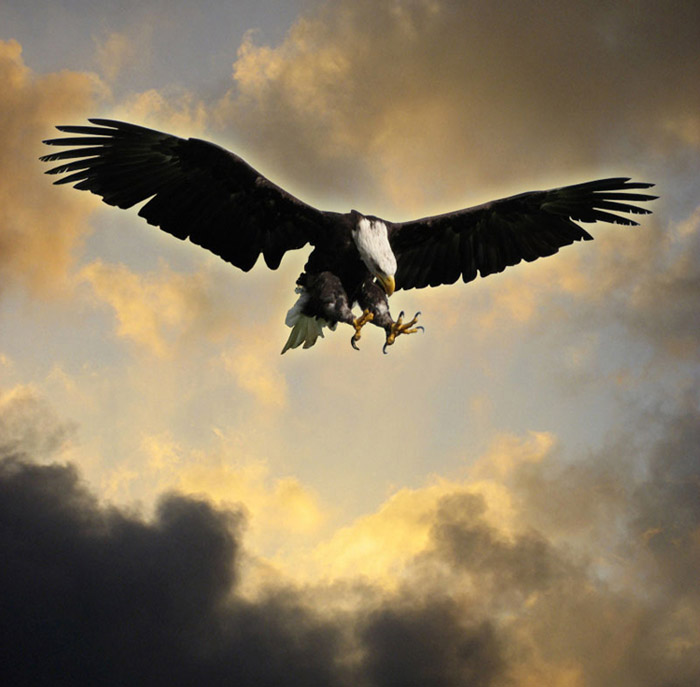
[383,311,424,354]
[350,309,375,350]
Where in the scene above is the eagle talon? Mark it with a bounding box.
[350,309,374,350]
[383,311,423,353]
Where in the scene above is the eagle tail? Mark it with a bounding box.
[281,288,336,354]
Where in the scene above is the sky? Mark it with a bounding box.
[1,0,699,684]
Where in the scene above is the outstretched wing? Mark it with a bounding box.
[41,119,328,271]
[389,178,656,290]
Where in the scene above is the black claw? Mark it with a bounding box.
[351,337,360,351]
[383,342,390,355]
[415,311,422,318]
[398,311,405,320]
[416,326,425,333]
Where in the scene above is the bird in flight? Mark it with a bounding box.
[41,119,656,354]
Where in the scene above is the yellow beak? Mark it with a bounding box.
[378,274,395,296]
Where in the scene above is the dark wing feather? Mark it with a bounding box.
[41,119,328,271]
[389,178,656,290]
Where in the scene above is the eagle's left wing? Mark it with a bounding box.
[389,178,656,290]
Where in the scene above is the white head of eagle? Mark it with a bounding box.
[41,118,656,354]
[351,212,397,296]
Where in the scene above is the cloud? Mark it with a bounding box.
[359,597,503,687]
[631,405,700,597]
[0,456,351,686]
[217,0,699,216]
[119,86,210,134]
[304,431,550,586]
[140,431,326,550]
[617,208,700,358]
[1,385,699,685]
[221,337,289,408]
[93,30,143,83]
[79,259,237,356]
[0,39,105,299]
[0,385,75,463]
[78,258,293,411]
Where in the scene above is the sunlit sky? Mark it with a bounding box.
[1,1,699,684]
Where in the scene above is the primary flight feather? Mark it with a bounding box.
[41,119,656,353]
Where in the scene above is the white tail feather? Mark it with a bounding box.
[281,288,336,354]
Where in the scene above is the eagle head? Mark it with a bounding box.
[350,211,397,296]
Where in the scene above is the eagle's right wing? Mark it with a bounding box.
[42,119,329,271]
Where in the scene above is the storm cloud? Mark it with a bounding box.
[0,453,347,686]
[1,388,698,686]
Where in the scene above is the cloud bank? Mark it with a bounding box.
[1,389,697,686]
[221,0,700,214]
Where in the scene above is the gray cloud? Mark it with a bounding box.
[430,492,577,599]
[359,599,502,687]
[0,389,508,686]
[420,442,700,684]
[219,0,699,216]
[0,455,348,687]
[2,386,698,685]
[0,453,511,687]
[0,386,75,463]
[631,405,700,597]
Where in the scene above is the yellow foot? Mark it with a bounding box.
[351,309,374,350]
[383,311,424,354]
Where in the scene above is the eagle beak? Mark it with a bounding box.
[378,274,395,296]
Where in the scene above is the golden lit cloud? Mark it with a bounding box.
[222,338,289,409]
[0,39,105,298]
[79,259,236,356]
[470,430,556,481]
[140,431,326,547]
[119,87,209,135]
[302,431,557,586]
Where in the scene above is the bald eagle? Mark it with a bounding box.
[41,119,656,353]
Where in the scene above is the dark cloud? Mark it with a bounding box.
[419,449,700,685]
[0,453,511,687]
[430,492,576,599]
[0,389,509,687]
[0,388,346,686]
[1,387,698,686]
[360,599,502,687]
[0,455,347,687]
